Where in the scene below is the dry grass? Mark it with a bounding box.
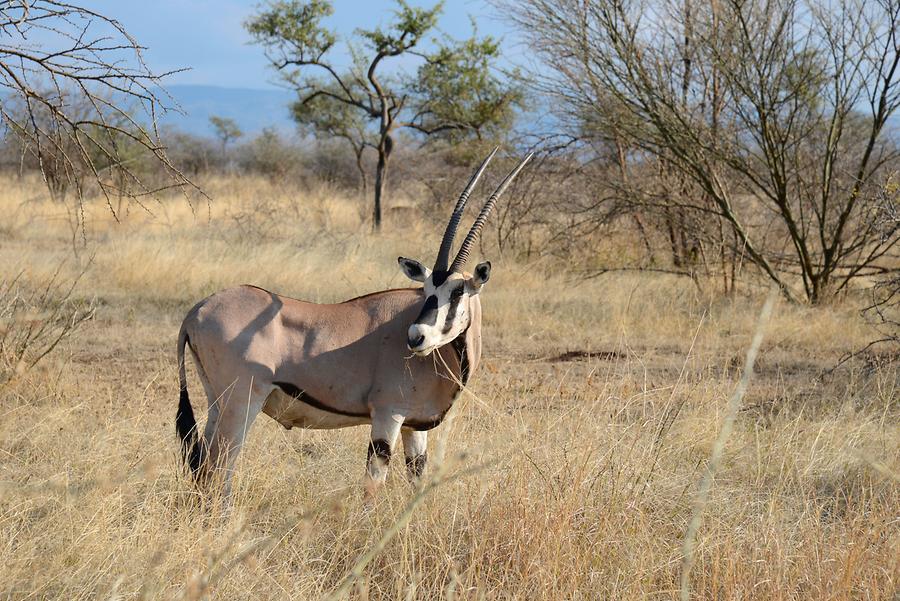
[0,174,897,600]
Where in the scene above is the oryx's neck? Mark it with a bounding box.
[342,285,482,393]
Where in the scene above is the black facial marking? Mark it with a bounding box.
[431,270,450,286]
[274,382,369,418]
[442,285,465,334]
[405,453,427,478]
[367,439,391,462]
[415,294,439,326]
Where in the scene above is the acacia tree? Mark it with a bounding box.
[209,115,243,158]
[247,0,521,230]
[0,1,194,232]
[411,32,520,144]
[505,0,900,303]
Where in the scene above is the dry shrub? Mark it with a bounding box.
[0,263,95,383]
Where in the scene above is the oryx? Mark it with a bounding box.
[175,148,531,496]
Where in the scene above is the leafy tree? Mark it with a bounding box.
[238,127,300,179]
[209,116,244,158]
[247,0,521,229]
[412,32,520,144]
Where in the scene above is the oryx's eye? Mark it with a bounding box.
[450,286,464,299]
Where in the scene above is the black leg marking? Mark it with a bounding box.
[367,439,391,463]
[405,453,427,478]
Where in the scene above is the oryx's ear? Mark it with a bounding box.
[472,261,491,290]
[398,257,430,282]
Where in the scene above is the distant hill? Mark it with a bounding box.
[156,85,297,137]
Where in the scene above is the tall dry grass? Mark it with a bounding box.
[0,174,897,600]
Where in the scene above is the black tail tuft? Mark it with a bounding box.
[176,331,202,475]
[176,385,202,474]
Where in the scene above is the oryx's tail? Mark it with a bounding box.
[176,326,202,475]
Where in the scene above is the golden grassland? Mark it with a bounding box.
[0,175,897,600]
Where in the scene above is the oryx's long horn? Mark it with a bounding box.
[433,146,500,273]
[450,152,534,273]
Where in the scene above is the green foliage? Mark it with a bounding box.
[357,0,442,56]
[414,30,523,141]
[247,0,520,226]
[209,116,243,148]
[247,0,518,144]
[237,127,301,178]
[245,0,336,61]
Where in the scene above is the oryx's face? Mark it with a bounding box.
[398,257,490,356]
[393,147,531,356]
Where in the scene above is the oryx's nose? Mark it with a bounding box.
[408,333,425,350]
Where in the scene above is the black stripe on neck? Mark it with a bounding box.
[450,332,470,386]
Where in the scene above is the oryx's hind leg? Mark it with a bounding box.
[364,412,404,499]
[401,428,428,482]
[200,376,272,497]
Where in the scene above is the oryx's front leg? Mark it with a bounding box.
[365,412,403,498]
[401,428,427,482]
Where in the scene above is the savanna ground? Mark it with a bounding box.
[0,175,897,600]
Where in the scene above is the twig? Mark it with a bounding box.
[679,288,777,601]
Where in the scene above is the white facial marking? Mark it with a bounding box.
[407,271,476,356]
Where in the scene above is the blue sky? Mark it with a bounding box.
[79,0,519,90]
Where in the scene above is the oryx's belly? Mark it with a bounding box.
[263,387,369,430]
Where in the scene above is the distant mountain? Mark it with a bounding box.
[156,85,297,137]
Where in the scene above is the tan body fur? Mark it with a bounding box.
[177,284,482,491]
